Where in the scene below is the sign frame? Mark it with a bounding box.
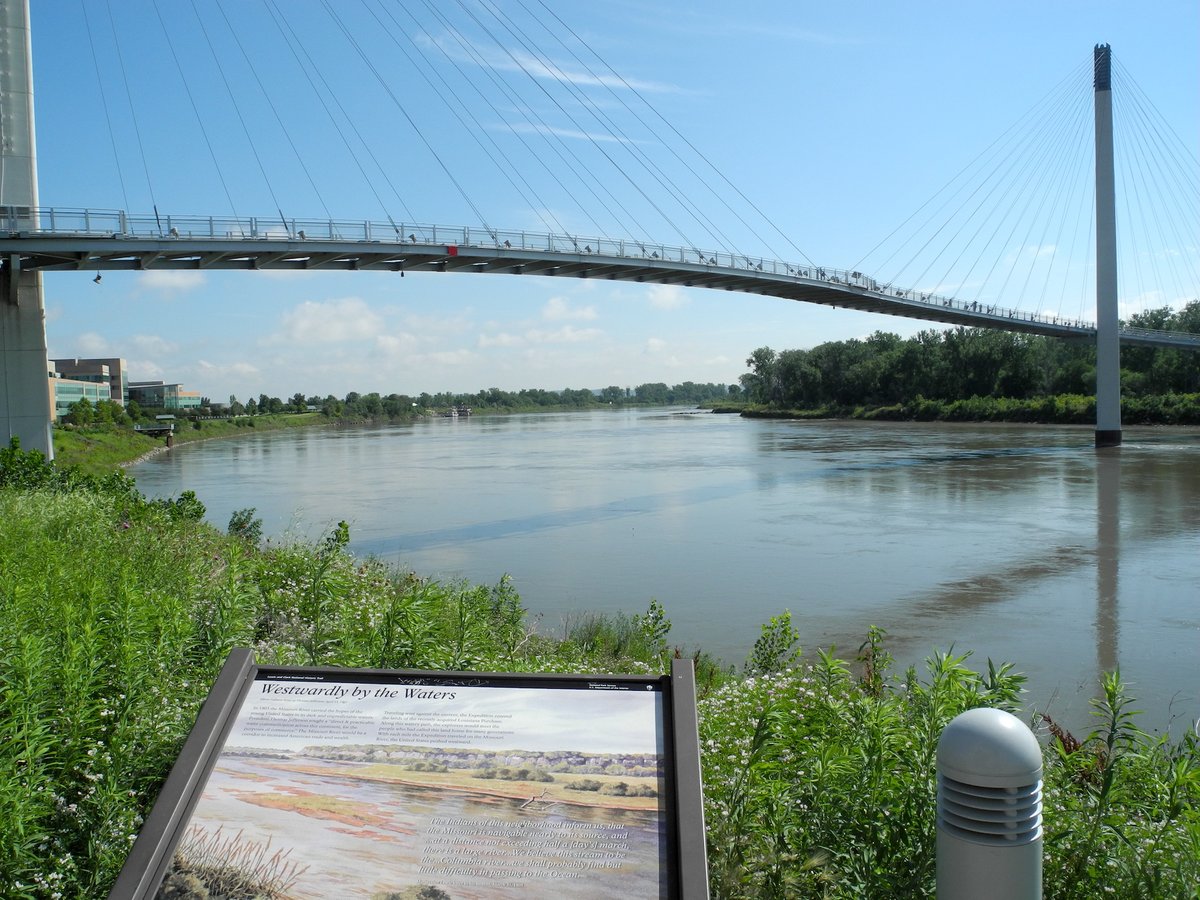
[109,650,708,899]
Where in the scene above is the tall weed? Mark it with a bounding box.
[2,443,1198,897]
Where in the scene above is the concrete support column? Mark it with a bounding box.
[1094,44,1121,449]
[0,0,52,457]
[1,264,52,455]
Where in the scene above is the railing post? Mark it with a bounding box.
[937,708,1042,899]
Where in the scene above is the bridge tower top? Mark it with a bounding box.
[1093,43,1112,91]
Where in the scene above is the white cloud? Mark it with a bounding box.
[403,312,476,335]
[645,337,668,352]
[422,349,478,366]
[197,359,260,378]
[127,359,165,381]
[542,296,598,321]
[420,34,679,95]
[526,325,603,344]
[75,332,112,355]
[647,285,687,310]
[274,297,384,344]
[131,334,178,356]
[138,271,206,293]
[478,332,524,348]
[376,333,420,354]
[504,121,636,144]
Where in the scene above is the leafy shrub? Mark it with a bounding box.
[226,507,263,544]
[565,779,603,792]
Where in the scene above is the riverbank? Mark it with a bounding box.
[55,405,686,475]
[52,412,329,475]
[2,440,1197,898]
[719,391,1200,425]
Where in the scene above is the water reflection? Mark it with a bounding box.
[131,415,1200,733]
[1096,450,1120,679]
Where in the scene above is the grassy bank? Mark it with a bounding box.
[1,443,1197,897]
[734,392,1200,425]
[52,413,327,476]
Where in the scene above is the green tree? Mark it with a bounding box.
[741,347,779,404]
[321,394,343,417]
[635,381,670,404]
[94,399,131,425]
[63,397,95,426]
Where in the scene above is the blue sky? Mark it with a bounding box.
[32,1,1200,402]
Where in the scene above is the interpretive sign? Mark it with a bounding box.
[110,650,708,899]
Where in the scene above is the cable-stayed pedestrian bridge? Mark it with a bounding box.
[6,207,1199,352]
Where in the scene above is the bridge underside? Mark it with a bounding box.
[2,234,1196,350]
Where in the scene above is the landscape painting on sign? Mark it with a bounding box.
[155,675,670,899]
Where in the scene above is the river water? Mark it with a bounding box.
[131,410,1200,735]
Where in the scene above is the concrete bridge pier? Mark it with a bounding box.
[0,260,52,457]
[0,0,52,458]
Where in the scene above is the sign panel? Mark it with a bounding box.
[110,651,707,899]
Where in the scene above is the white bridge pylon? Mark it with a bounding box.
[5,208,1199,352]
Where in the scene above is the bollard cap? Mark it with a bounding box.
[937,707,1042,788]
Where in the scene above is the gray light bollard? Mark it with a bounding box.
[936,707,1043,899]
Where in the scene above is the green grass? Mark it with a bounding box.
[51,426,160,476]
[2,441,1198,898]
[52,413,327,476]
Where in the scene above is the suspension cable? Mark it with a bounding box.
[187,0,291,234]
[105,0,159,226]
[488,0,740,256]
[213,0,333,222]
[319,0,494,234]
[149,0,242,228]
[419,0,650,241]
[361,0,573,239]
[80,0,130,212]
[531,0,815,267]
[261,0,416,227]
[451,0,690,248]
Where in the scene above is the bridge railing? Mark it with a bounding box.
[1117,324,1200,344]
[3,205,1162,338]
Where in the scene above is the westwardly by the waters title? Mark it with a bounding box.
[258,682,458,700]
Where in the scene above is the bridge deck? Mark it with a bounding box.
[3,209,1197,350]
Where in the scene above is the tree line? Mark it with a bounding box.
[224,381,735,420]
[739,301,1200,410]
[62,381,736,428]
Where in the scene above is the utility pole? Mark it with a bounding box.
[1093,43,1121,449]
